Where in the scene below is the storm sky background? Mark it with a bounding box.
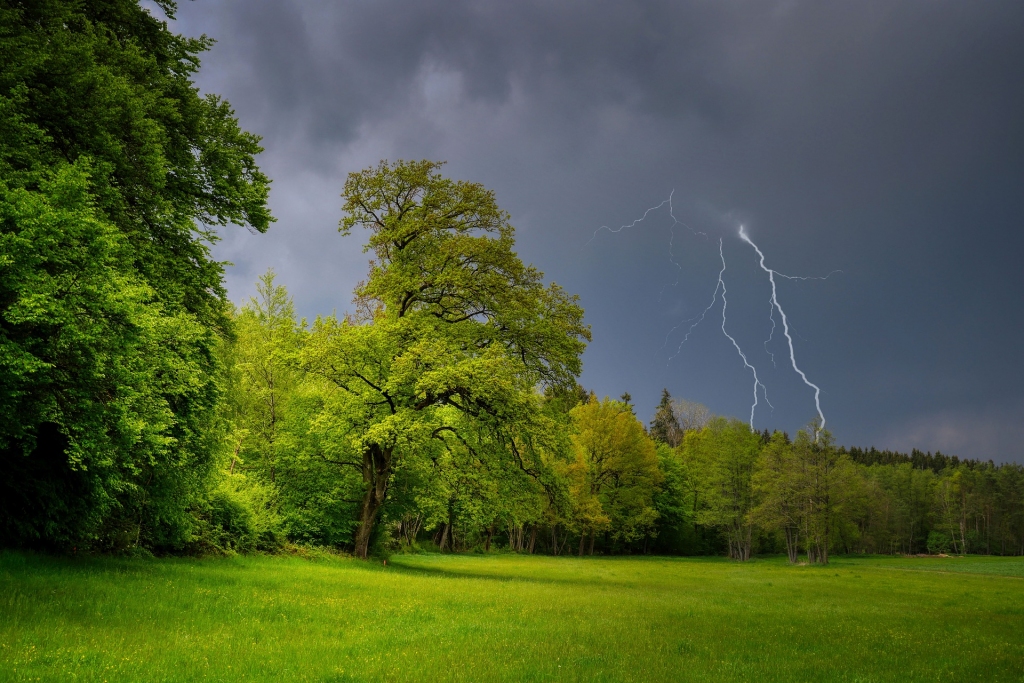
[164,0,1024,462]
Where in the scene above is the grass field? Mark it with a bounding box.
[1,551,1022,682]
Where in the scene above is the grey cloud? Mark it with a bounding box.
[170,0,1024,462]
[881,400,1024,464]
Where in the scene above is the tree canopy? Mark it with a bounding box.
[0,0,272,549]
[302,160,590,557]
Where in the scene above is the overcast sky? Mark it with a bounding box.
[167,0,1024,462]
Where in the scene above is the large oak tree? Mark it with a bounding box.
[303,160,589,558]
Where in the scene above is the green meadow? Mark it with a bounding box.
[1,552,1022,682]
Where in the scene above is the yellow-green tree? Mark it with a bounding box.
[301,160,589,558]
[227,271,303,484]
[568,396,661,554]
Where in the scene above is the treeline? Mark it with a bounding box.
[842,446,968,473]
[214,280,1024,562]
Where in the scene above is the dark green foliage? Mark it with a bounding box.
[0,163,219,549]
[0,1,271,550]
[927,530,952,554]
[649,389,679,445]
[844,445,966,473]
[649,442,699,554]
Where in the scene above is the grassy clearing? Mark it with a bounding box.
[1,551,1021,682]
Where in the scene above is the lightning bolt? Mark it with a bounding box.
[665,266,720,354]
[585,191,706,296]
[584,196,673,248]
[669,239,771,428]
[738,225,826,430]
[763,268,839,367]
[586,196,834,433]
[765,305,777,367]
[717,239,772,428]
[666,191,707,281]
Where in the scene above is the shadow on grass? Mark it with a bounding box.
[0,549,284,595]
[383,559,609,588]
[382,553,745,588]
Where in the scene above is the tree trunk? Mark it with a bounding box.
[578,530,586,557]
[354,484,383,559]
[986,509,991,554]
[353,444,393,559]
[785,527,799,564]
[589,530,596,555]
[405,514,421,547]
[528,526,537,554]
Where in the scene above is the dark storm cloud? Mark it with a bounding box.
[169,0,1024,462]
[180,0,748,155]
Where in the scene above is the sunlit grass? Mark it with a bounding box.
[1,551,1021,682]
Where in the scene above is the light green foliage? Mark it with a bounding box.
[2,551,1022,682]
[214,301,1024,559]
[790,424,857,564]
[271,379,365,547]
[198,473,282,554]
[300,160,589,557]
[225,271,303,484]
[749,430,803,562]
[339,160,588,389]
[682,418,761,560]
[218,271,363,548]
[212,259,579,555]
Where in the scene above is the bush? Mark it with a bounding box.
[926,531,952,554]
[193,475,283,554]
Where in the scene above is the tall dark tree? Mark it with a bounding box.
[0,1,272,549]
[649,389,680,446]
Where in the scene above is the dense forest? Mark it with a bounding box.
[2,1,1022,564]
